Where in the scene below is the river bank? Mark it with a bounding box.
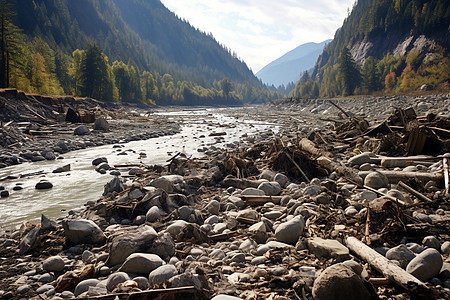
[0,92,449,299]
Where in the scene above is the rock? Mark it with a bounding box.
[38,273,54,283]
[205,199,220,215]
[241,188,265,196]
[211,295,243,300]
[94,116,109,131]
[36,284,54,294]
[128,188,144,200]
[307,237,350,262]
[35,180,53,190]
[236,209,259,221]
[148,264,178,286]
[248,222,268,244]
[303,185,321,196]
[168,273,202,290]
[178,205,194,221]
[422,236,441,250]
[133,276,149,290]
[148,232,175,259]
[82,250,95,264]
[146,206,162,222]
[385,244,416,268]
[364,171,389,189]
[274,173,289,188]
[63,219,105,245]
[17,285,31,294]
[442,241,450,254]
[106,272,130,292]
[74,125,90,135]
[42,256,65,272]
[406,248,443,281]
[0,190,9,198]
[263,210,282,220]
[74,279,100,296]
[103,177,125,197]
[119,253,164,274]
[150,175,184,193]
[18,227,40,255]
[41,214,58,231]
[260,169,276,181]
[106,225,158,266]
[53,164,71,173]
[92,157,108,166]
[258,181,281,196]
[167,220,188,237]
[44,151,56,160]
[274,216,304,244]
[312,263,371,300]
[348,153,371,166]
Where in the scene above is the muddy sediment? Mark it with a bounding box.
[0,92,450,299]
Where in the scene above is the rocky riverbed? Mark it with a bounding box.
[0,92,450,299]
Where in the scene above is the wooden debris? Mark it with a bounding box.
[397,181,433,203]
[345,237,428,293]
[358,170,443,184]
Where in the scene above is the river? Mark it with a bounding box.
[0,108,277,231]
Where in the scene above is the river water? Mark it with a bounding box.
[0,109,277,231]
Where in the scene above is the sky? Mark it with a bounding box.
[160,0,355,73]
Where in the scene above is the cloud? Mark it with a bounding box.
[161,0,354,72]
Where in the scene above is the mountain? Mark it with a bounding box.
[4,0,279,105]
[296,0,449,97]
[256,40,331,87]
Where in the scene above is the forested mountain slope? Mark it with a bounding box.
[292,0,449,98]
[2,0,277,105]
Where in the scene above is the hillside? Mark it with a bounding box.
[257,40,330,87]
[2,0,277,105]
[292,0,449,98]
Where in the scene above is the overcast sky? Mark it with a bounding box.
[160,0,355,73]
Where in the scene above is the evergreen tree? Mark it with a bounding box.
[219,77,232,98]
[0,0,22,88]
[362,57,381,93]
[338,47,361,96]
[80,44,114,101]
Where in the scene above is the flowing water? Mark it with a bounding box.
[0,109,277,231]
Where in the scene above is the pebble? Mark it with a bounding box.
[258,181,282,196]
[386,244,416,268]
[106,272,130,292]
[42,256,65,272]
[17,285,31,294]
[36,284,54,294]
[274,215,304,244]
[148,264,178,286]
[422,236,441,250]
[441,241,450,254]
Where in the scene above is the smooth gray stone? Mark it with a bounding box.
[74,279,100,296]
[148,264,178,286]
[406,248,443,281]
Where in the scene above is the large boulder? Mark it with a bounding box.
[274,216,304,244]
[103,177,125,197]
[94,116,109,131]
[106,225,158,266]
[312,263,371,300]
[118,253,164,274]
[406,248,443,281]
[62,219,105,245]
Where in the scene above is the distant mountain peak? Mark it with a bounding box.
[256,40,331,87]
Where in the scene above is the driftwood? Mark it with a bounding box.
[241,195,282,205]
[397,181,433,203]
[444,157,449,195]
[358,170,443,184]
[381,155,437,168]
[346,237,428,293]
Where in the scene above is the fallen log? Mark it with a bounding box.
[345,237,428,293]
[358,171,443,184]
[381,155,437,168]
[241,195,282,205]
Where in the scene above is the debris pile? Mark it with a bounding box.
[0,95,450,299]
